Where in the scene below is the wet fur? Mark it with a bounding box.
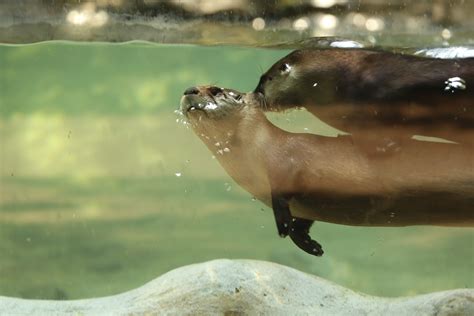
[182,86,474,256]
[255,49,474,144]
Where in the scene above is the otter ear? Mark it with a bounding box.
[279,63,292,75]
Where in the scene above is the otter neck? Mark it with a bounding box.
[215,107,278,204]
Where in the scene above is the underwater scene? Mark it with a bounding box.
[0,42,473,300]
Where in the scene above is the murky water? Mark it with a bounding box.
[0,42,472,300]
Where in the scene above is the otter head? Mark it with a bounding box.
[254,51,302,108]
[254,49,342,108]
[180,85,274,204]
[180,85,264,147]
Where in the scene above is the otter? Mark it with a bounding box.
[180,85,474,256]
[254,48,474,145]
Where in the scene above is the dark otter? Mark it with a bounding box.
[254,48,474,145]
[180,85,474,256]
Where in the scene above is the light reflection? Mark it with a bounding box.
[97,0,123,6]
[318,14,338,30]
[441,28,452,40]
[365,17,384,32]
[67,11,87,25]
[311,0,337,8]
[444,77,466,92]
[352,13,366,27]
[252,17,265,31]
[406,17,420,30]
[415,47,474,59]
[367,35,377,44]
[172,0,243,14]
[329,40,364,48]
[66,4,109,27]
[91,11,109,27]
[293,18,310,31]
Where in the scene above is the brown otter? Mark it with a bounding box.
[180,85,474,256]
[254,48,474,145]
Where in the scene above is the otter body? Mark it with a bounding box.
[255,48,474,144]
[181,86,474,256]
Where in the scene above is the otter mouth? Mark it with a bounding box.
[180,94,213,117]
[254,82,264,95]
[180,86,246,119]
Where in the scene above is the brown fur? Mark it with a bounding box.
[182,86,474,227]
[255,48,474,144]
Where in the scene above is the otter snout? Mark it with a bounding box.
[183,86,223,97]
[183,86,200,96]
[180,86,206,115]
[180,86,222,116]
[180,85,249,120]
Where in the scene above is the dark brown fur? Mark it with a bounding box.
[255,49,474,144]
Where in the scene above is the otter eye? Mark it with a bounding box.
[279,63,291,74]
[228,91,242,101]
[209,86,223,96]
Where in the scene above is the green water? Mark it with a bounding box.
[0,42,473,300]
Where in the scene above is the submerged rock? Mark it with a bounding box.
[0,259,472,315]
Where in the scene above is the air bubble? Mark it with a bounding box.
[444,77,466,92]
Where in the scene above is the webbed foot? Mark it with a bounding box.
[289,218,323,256]
[271,192,324,256]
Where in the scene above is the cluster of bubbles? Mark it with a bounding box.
[444,77,467,93]
[214,141,231,156]
[174,109,190,127]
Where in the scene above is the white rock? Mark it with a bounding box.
[0,259,472,315]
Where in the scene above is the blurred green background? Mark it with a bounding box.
[0,42,473,300]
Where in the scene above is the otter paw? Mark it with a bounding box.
[271,194,292,238]
[289,230,324,257]
[277,221,290,238]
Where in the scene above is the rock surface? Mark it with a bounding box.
[1,259,473,315]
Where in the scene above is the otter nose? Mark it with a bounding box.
[183,87,200,95]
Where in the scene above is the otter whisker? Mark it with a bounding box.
[260,94,268,111]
